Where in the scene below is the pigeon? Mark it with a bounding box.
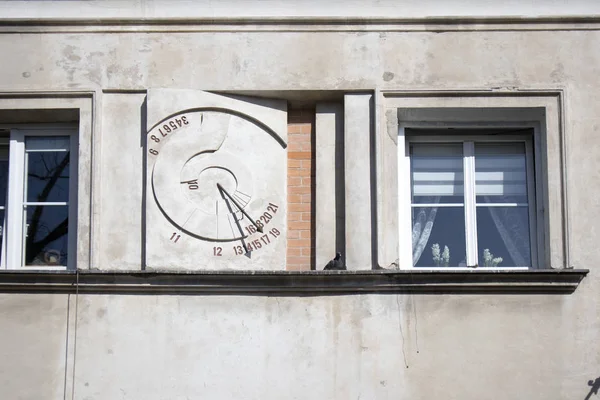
[324,252,346,270]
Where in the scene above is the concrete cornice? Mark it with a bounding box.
[0,269,588,295]
[2,16,600,33]
[1,0,600,20]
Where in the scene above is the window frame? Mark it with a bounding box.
[0,125,78,270]
[398,122,545,270]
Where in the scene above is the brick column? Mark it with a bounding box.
[287,109,315,270]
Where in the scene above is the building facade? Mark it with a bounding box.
[0,1,597,399]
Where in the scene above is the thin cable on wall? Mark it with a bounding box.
[395,295,409,368]
[70,270,79,400]
[410,273,420,354]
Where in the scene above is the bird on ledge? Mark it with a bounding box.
[324,252,346,270]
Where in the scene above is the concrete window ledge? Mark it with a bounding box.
[0,269,588,295]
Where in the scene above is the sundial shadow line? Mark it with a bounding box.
[217,183,263,233]
[220,188,250,253]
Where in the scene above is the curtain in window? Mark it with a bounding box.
[411,144,464,267]
[475,143,531,267]
[411,197,439,265]
[481,197,531,266]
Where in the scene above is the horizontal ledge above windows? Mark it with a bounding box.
[3,16,600,29]
[0,269,588,295]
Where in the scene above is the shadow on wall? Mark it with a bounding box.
[585,377,600,400]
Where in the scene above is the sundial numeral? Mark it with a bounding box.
[269,228,281,238]
[213,246,222,256]
[181,179,199,190]
[175,118,186,127]
[233,245,244,255]
[170,232,181,243]
[148,115,189,156]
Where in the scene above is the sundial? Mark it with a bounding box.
[145,90,287,270]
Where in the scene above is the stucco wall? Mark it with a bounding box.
[3,30,599,94]
[0,9,599,400]
[4,28,590,271]
[1,288,598,400]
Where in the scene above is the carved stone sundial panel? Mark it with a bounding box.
[145,90,287,270]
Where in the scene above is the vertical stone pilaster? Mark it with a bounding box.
[344,94,373,270]
[315,103,344,269]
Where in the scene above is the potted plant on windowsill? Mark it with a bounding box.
[432,243,450,267]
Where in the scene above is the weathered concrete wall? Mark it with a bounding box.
[0,294,71,400]
[3,30,599,94]
[0,287,598,399]
[0,9,599,400]
[32,28,597,271]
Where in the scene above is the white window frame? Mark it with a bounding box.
[0,125,78,270]
[398,122,544,270]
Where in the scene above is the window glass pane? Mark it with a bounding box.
[412,206,466,268]
[476,206,531,267]
[411,143,464,204]
[0,143,8,265]
[475,142,527,204]
[26,151,70,203]
[24,205,68,266]
[0,208,4,264]
[26,136,69,152]
[0,144,8,207]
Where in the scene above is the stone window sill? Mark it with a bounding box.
[0,269,588,294]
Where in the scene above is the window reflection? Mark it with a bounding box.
[25,206,68,266]
[23,136,70,267]
[26,152,70,203]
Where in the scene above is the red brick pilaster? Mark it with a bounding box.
[287,109,315,270]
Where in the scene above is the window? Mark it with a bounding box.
[385,99,568,272]
[403,128,540,269]
[0,126,77,270]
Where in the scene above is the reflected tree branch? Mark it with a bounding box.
[26,218,68,264]
[25,152,70,264]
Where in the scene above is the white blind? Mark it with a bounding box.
[411,144,463,197]
[475,143,527,197]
